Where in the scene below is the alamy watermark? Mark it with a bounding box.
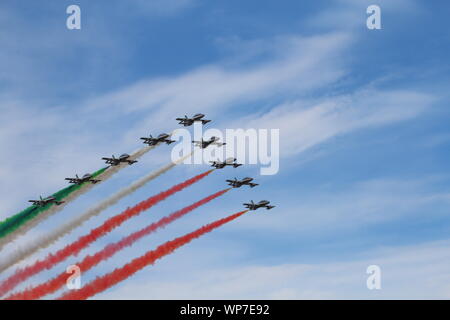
[366,5,382,30]
[66,5,81,30]
[170,122,280,175]
[366,265,382,290]
[66,264,81,290]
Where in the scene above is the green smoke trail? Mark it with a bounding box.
[0,167,108,240]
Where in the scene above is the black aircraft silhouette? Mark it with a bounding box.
[29,196,64,207]
[210,157,242,169]
[140,133,175,146]
[243,200,275,211]
[176,113,211,126]
[226,177,258,188]
[102,153,137,166]
[65,173,101,185]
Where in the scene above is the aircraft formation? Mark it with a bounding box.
[28,113,275,211]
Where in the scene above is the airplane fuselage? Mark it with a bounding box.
[29,196,64,207]
[244,200,274,210]
[177,114,210,126]
[102,153,137,166]
[227,177,257,188]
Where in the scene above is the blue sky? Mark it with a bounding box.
[0,0,449,299]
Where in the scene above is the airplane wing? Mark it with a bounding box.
[266,205,275,209]
[29,200,47,207]
[165,139,176,145]
[249,183,259,188]
[102,157,119,165]
[176,118,192,126]
[140,137,158,145]
[212,163,224,168]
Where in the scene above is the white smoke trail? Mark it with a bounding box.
[0,146,155,252]
[0,152,193,274]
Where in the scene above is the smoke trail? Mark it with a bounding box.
[5,189,230,300]
[0,169,213,297]
[0,168,107,250]
[0,145,157,250]
[0,167,107,238]
[0,152,194,274]
[58,210,248,300]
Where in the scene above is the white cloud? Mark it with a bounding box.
[85,33,351,132]
[307,0,421,31]
[0,2,447,301]
[0,32,351,215]
[0,30,435,221]
[96,239,450,299]
[227,176,450,234]
[234,88,434,157]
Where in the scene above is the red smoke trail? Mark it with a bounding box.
[58,210,248,300]
[0,170,213,297]
[5,188,230,300]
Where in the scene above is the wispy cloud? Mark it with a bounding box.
[306,0,421,31]
[0,30,436,219]
[228,176,450,234]
[86,33,351,118]
[235,88,434,157]
[96,239,450,299]
[0,0,448,300]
